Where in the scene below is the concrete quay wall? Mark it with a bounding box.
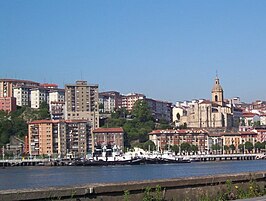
[0,171,265,201]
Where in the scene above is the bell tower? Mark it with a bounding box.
[211,76,224,106]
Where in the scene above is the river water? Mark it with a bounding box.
[0,160,266,190]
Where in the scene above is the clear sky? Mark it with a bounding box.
[1,1,266,103]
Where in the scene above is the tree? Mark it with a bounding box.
[238,144,244,153]
[224,145,229,154]
[181,142,191,153]
[212,144,221,154]
[142,140,156,151]
[245,141,254,153]
[255,142,263,153]
[131,100,153,122]
[191,144,198,154]
[171,145,179,155]
[229,144,235,153]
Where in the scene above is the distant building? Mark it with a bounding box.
[92,127,124,154]
[0,78,40,97]
[13,86,32,106]
[122,93,146,111]
[65,81,99,129]
[30,88,49,109]
[179,76,239,129]
[28,119,91,157]
[50,101,65,120]
[149,129,208,152]
[0,97,16,112]
[146,98,172,122]
[99,91,122,113]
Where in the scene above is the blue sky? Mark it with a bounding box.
[1,1,266,103]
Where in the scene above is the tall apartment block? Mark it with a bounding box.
[30,88,50,109]
[0,79,40,97]
[146,98,173,122]
[13,86,32,106]
[65,81,99,129]
[28,120,91,157]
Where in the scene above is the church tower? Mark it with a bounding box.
[212,76,224,106]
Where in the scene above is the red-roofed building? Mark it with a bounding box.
[92,127,124,154]
[148,129,208,153]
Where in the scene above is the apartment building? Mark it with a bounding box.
[28,120,91,157]
[50,101,65,120]
[0,78,40,97]
[149,129,208,152]
[146,98,172,122]
[0,97,16,112]
[13,86,32,106]
[65,81,99,129]
[30,88,49,109]
[92,127,124,153]
[99,91,122,113]
[122,93,146,111]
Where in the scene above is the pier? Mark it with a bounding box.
[0,153,264,167]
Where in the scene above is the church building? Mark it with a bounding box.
[180,76,238,129]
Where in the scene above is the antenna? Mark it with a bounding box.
[216,70,218,78]
[80,70,83,80]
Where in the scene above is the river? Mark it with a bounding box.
[0,160,266,190]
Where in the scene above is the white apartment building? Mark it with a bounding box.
[13,86,31,106]
[30,88,49,109]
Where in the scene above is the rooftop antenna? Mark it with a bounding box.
[80,70,83,81]
[216,70,218,78]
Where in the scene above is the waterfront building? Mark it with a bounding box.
[28,120,91,157]
[222,132,241,152]
[0,78,40,97]
[0,97,16,112]
[254,128,266,143]
[148,129,208,153]
[207,133,223,154]
[99,91,122,113]
[65,81,99,130]
[92,127,124,154]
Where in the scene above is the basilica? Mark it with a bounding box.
[179,76,240,130]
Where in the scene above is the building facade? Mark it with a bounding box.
[146,98,172,122]
[122,93,146,111]
[30,88,49,109]
[92,127,124,153]
[99,91,122,113]
[0,79,40,97]
[65,81,99,129]
[28,120,91,157]
[180,76,237,129]
[148,129,208,153]
[0,97,16,112]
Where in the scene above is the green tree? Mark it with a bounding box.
[171,145,179,155]
[131,100,153,122]
[142,140,156,151]
[191,144,198,154]
[229,144,235,153]
[255,142,262,153]
[181,142,191,153]
[238,144,245,153]
[224,145,229,154]
[245,141,254,153]
[212,144,221,154]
